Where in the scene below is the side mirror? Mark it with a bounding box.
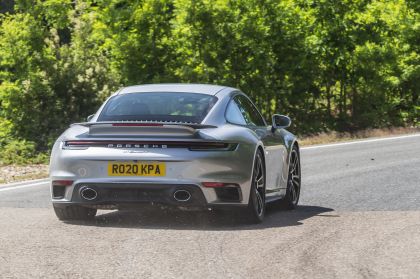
[86,114,95,122]
[272,114,291,130]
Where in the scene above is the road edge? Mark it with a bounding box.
[0,178,50,189]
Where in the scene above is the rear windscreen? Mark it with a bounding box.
[98,92,218,123]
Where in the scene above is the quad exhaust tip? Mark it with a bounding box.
[80,187,98,201]
[173,190,191,202]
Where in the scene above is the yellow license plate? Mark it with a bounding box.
[107,162,166,176]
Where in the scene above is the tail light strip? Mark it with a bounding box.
[63,140,237,151]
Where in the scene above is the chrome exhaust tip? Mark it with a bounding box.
[173,190,191,202]
[80,187,98,201]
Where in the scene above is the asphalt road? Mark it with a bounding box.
[1,134,419,278]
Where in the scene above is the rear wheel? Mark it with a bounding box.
[53,204,97,221]
[243,150,266,223]
[279,145,301,209]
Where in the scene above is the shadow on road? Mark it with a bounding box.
[65,204,335,231]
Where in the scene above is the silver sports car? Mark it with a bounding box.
[49,84,301,223]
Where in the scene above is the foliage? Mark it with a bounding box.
[0,0,419,164]
[0,139,48,165]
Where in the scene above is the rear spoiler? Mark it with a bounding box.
[71,122,217,136]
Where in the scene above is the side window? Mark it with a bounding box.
[226,99,247,125]
[235,95,266,126]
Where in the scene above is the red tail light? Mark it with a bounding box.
[52,180,73,186]
[202,182,240,188]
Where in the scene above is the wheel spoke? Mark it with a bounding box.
[255,190,263,215]
[256,176,264,188]
[291,182,297,201]
[292,155,298,173]
[254,156,264,189]
[292,175,300,185]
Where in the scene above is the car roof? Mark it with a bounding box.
[118,83,236,96]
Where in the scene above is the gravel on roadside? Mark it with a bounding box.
[0,164,48,185]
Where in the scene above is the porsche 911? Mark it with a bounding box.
[49,84,301,223]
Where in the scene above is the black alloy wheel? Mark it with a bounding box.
[280,145,301,209]
[245,150,266,223]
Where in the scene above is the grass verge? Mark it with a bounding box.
[299,127,419,146]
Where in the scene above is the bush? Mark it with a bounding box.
[0,140,49,165]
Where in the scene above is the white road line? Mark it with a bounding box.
[0,181,49,193]
[301,133,420,150]
[0,178,49,187]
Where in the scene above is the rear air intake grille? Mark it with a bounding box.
[63,140,237,151]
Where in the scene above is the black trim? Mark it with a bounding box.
[68,182,208,207]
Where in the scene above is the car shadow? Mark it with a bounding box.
[65,204,335,231]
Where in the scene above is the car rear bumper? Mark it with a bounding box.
[51,181,246,210]
[50,141,257,208]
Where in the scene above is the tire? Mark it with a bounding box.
[279,145,301,210]
[53,204,97,221]
[243,150,266,223]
